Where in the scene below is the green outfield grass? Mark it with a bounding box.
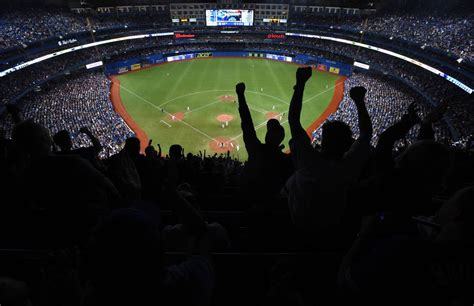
[116,57,341,160]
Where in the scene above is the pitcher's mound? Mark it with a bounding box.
[265,112,280,120]
[209,137,237,153]
[218,95,236,102]
[216,114,234,123]
[169,112,184,121]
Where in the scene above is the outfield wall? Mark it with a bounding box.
[104,50,353,77]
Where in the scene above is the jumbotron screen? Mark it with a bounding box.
[205,10,254,26]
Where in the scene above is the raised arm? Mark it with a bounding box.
[375,102,420,173]
[157,143,162,158]
[349,86,373,143]
[289,67,312,140]
[80,127,103,154]
[418,100,448,141]
[236,83,260,155]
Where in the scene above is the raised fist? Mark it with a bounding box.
[349,86,367,102]
[296,66,312,84]
[236,83,246,95]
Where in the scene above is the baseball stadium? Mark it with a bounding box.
[0,0,473,305]
[111,57,344,158]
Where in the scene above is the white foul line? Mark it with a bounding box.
[160,120,171,127]
[118,79,343,146]
[119,84,220,143]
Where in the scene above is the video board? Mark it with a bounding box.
[206,10,254,26]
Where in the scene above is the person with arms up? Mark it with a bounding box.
[285,66,373,247]
[53,127,103,166]
[235,82,293,207]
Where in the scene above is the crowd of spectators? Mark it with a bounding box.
[0,8,473,305]
[311,72,450,149]
[284,36,474,140]
[0,9,87,49]
[0,8,170,50]
[1,8,472,64]
[0,66,473,305]
[0,72,134,158]
[0,36,174,104]
[291,14,474,61]
[1,34,472,143]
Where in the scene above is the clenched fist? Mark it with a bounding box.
[349,86,367,103]
[296,66,312,85]
[236,83,246,95]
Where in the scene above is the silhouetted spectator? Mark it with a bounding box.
[53,127,103,167]
[11,119,119,247]
[235,82,293,205]
[106,137,143,203]
[285,67,373,245]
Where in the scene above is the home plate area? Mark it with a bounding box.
[169,112,185,121]
[209,137,240,153]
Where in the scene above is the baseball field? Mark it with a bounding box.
[110,57,345,160]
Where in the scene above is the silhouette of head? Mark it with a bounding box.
[124,137,140,156]
[265,119,285,147]
[12,119,52,158]
[321,120,353,159]
[144,145,157,158]
[53,130,73,151]
[169,144,183,160]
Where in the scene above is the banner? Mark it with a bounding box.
[266,54,292,62]
[86,61,103,69]
[353,61,370,70]
[317,64,328,71]
[196,52,212,58]
[131,63,141,70]
[329,67,340,74]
